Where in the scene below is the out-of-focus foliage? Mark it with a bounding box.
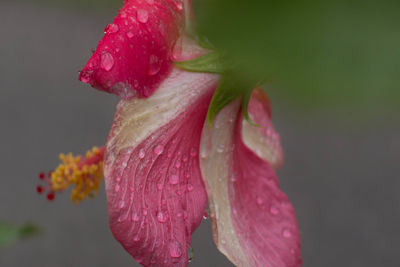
[194,0,400,109]
[0,222,42,246]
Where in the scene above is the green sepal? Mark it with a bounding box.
[175,52,259,127]
[174,52,224,74]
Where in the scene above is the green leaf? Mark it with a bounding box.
[174,52,224,74]
[195,0,400,110]
[0,222,42,247]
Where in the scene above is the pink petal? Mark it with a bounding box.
[104,67,219,266]
[79,0,185,99]
[200,91,302,266]
[242,89,284,169]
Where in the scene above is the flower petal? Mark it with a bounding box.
[242,89,284,169]
[79,0,185,99]
[104,67,219,266]
[200,91,302,266]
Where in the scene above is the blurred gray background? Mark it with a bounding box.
[1,1,399,266]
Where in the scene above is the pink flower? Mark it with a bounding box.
[42,0,302,266]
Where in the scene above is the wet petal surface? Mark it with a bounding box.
[79,0,185,99]
[200,91,302,266]
[104,68,219,266]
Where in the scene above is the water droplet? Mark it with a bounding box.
[80,70,92,83]
[100,52,114,71]
[175,161,181,169]
[154,145,164,155]
[157,211,167,223]
[118,200,125,209]
[142,208,148,216]
[138,149,145,159]
[126,31,135,39]
[256,196,264,205]
[137,9,149,23]
[157,183,164,190]
[216,145,224,153]
[203,211,209,220]
[131,212,140,222]
[169,240,182,258]
[114,184,120,192]
[133,79,139,88]
[190,147,197,157]
[187,183,194,192]
[175,1,183,10]
[270,205,279,215]
[104,23,119,34]
[133,235,140,241]
[282,228,292,238]
[147,54,161,76]
[169,174,179,185]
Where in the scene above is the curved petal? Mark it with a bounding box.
[79,0,185,99]
[200,90,302,266]
[242,89,284,169]
[104,67,219,266]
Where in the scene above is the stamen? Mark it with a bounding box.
[36,146,105,204]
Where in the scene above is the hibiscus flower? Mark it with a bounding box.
[37,0,302,266]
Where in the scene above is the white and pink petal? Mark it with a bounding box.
[200,90,302,267]
[104,68,219,266]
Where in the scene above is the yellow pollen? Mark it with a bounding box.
[50,146,104,204]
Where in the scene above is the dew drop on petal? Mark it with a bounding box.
[133,235,140,242]
[114,184,120,193]
[100,52,114,71]
[137,9,149,23]
[187,183,194,192]
[157,183,164,190]
[270,205,279,215]
[175,161,181,169]
[256,196,264,205]
[147,54,161,76]
[138,149,146,159]
[203,211,209,220]
[126,31,135,39]
[105,23,119,34]
[131,212,140,222]
[216,145,224,153]
[80,70,92,83]
[133,79,139,88]
[282,228,292,238]
[169,174,179,185]
[154,145,164,155]
[157,211,167,223]
[169,240,182,258]
[190,147,197,157]
[175,1,183,10]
